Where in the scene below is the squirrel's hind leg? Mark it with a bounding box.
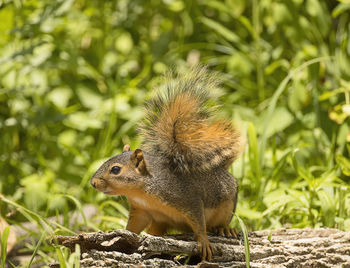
[206,199,237,238]
[147,221,167,236]
[184,205,213,261]
[209,226,238,238]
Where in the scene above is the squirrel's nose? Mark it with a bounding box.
[90,177,96,188]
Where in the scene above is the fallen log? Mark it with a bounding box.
[51,228,350,267]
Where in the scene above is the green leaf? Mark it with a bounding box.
[306,0,323,17]
[115,32,134,55]
[55,247,67,268]
[47,87,73,109]
[259,107,294,138]
[248,122,261,180]
[288,80,309,112]
[336,155,350,176]
[21,174,49,211]
[55,0,75,16]
[1,226,10,268]
[58,129,77,147]
[76,86,103,110]
[27,230,46,268]
[272,3,292,23]
[100,200,129,219]
[227,53,253,75]
[63,195,88,228]
[74,244,81,268]
[344,219,350,232]
[236,215,250,268]
[200,17,241,44]
[237,205,262,220]
[332,3,350,17]
[317,190,335,227]
[64,112,103,131]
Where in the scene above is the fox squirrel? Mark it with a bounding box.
[90,67,241,261]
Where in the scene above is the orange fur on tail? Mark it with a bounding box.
[140,67,241,174]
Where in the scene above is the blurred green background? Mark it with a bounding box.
[0,0,350,265]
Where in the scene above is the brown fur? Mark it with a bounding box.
[90,66,241,261]
[141,66,242,174]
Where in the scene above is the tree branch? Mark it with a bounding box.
[50,228,350,267]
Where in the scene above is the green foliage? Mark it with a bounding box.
[0,226,10,268]
[0,0,350,266]
[237,215,250,268]
[54,243,80,268]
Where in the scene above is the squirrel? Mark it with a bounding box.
[90,67,242,261]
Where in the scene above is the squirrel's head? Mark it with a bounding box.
[90,144,150,195]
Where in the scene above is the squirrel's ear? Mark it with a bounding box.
[123,144,131,152]
[130,149,149,175]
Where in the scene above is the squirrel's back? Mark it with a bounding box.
[140,67,241,174]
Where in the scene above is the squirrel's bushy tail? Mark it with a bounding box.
[140,67,241,174]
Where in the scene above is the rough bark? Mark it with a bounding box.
[50,228,350,267]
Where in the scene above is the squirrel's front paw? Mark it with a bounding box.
[197,237,213,261]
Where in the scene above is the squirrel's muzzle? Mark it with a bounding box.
[90,176,108,192]
[90,177,97,188]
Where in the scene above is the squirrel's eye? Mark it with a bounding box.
[110,166,121,175]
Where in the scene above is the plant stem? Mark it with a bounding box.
[253,0,264,101]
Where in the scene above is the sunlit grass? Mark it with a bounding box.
[1,226,10,268]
